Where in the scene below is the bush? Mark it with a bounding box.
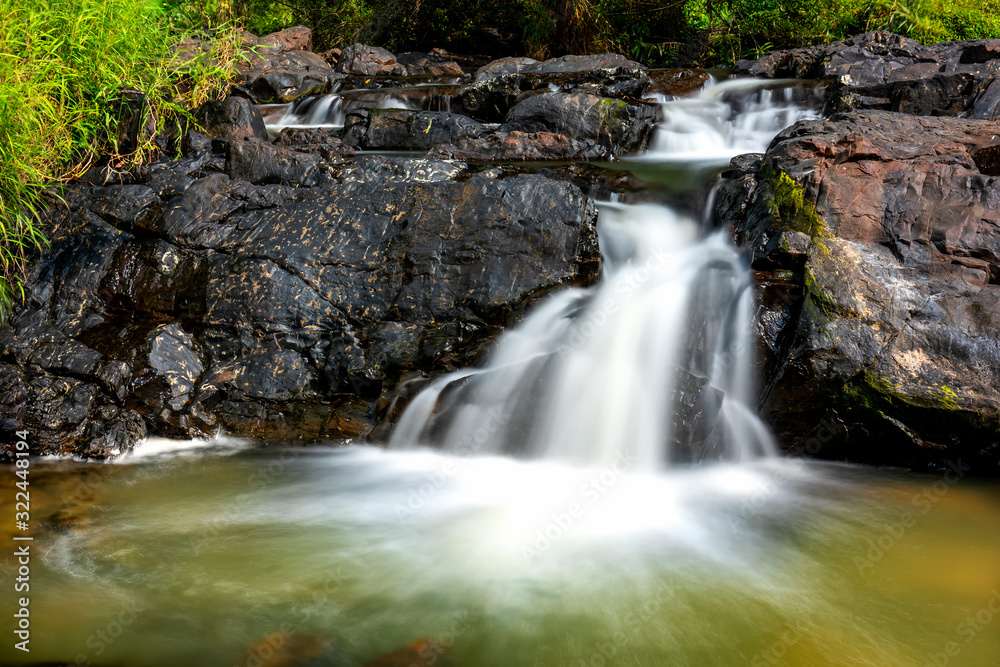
[0,0,243,316]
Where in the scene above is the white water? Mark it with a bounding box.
[262,94,346,139]
[388,80,820,469]
[643,77,822,162]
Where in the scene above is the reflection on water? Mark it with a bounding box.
[1,444,998,666]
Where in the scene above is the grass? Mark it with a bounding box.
[0,0,245,317]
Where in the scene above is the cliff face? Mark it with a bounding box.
[720,33,1000,473]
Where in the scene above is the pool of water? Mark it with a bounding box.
[2,443,998,666]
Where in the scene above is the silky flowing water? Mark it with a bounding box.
[3,79,999,667]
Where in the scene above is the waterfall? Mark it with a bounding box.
[262,94,346,139]
[644,77,822,161]
[388,79,822,470]
[389,200,775,470]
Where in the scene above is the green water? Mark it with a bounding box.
[2,443,999,667]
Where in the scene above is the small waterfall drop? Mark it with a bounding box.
[389,202,774,470]
[388,78,823,469]
[644,77,823,161]
[262,94,346,138]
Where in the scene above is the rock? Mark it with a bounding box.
[430,130,609,161]
[273,127,356,161]
[225,140,323,187]
[395,52,464,77]
[239,50,343,103]
[474,53,643,82]
[505,91,658,154]
[336,43,405,76]
[737,31,1000,118]
[715,110,1000,473]
[256,26,312,55]
[231,632,333,667]
[474,56,539,82]
[359,110,487,151]
[364,639,454,667]
[459,66,652,122]
[970,78,1000,119]
[2,159,599,458]
[193,96,268,141]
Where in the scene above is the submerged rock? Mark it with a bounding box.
[715,110,1000,473]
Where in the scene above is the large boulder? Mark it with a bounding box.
[430,130,609,161]
[505,91,658,155]
[238,50,343,103]
[336,44,405,76]
[715,110,1000,473]
[736,31,1000,118]
[0,156,599,459]
[193,96,268,141]
[351,109,488,151]
[475,53,644,82]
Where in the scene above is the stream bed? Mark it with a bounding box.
[2,443,999,666]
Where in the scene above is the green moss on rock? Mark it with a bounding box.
[765,169,828,237]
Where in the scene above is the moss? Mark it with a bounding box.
[803,265,837,317]
[765,169,829,237]
[936,385,960,410]
[844,371,905,413]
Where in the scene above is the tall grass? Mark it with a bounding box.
[0,0,243,316]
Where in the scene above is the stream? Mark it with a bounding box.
[2,78,999,667]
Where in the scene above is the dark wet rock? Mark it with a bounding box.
[239,50,343,104]
[226,140,323,187]
[456,73,523,122]
[193,96,268,141]
[430,130,609,161]
[458,67,653,122]
[336,43,405,76]
[715,110,1000,473]
[395,52,464,77]
[505,91,658,155]
[273,127,356,161]
[646,69,712,96]
[970,78,1000,119]
[2,159,599,458]
[356,109,487,151]
[736,31,1000,119]
[474,53,643,82]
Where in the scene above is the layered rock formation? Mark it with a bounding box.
[718,45,1000,472]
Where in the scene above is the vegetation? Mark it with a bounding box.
[167,0,1000,66]
[3,0,999,316]
[0,0,244,315]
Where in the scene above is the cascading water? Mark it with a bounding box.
[387,80,808,469]
[262,94,346,138]
[13,80,1000,667]
[389,203,775,469]
[643,77,823,161]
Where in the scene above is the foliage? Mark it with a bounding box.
[0,0,244,316]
